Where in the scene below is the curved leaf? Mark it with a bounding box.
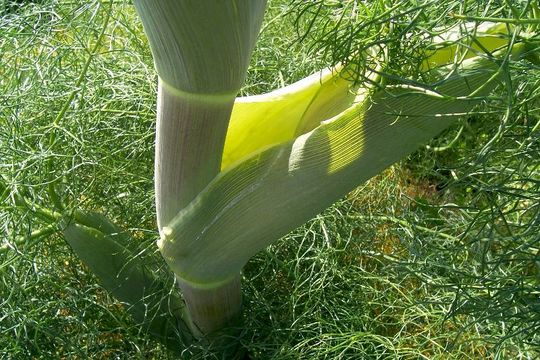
[222,22,512,171]
[62,216,190,346]
[222,67,357,170]
[161,54,507,286]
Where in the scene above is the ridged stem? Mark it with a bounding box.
[134,0,267,339]
[154,80,235,229]
[155,81,245,340]
[177,275,242,336]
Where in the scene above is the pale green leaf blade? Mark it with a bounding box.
[221,22,513,171]
[422,22,512,70]
[161,55,505,287]
[222,67,356,170]
[62,218,188,344]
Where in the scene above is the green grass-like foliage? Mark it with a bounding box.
[1,0,539,358]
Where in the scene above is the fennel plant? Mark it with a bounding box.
[1,0,539,355]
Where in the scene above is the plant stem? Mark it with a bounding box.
[154,80,242,339]
[154,80,235,229]
[177,275,242,336]
[134,0,267,339]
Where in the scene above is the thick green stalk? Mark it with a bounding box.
[178,275,242,336]
[154,82,235,230]
[133,0,267,337]
[155,85,244,335]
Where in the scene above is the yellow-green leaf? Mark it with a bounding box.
[161,54,507,287]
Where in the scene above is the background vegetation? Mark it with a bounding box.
[1,0,538,358]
